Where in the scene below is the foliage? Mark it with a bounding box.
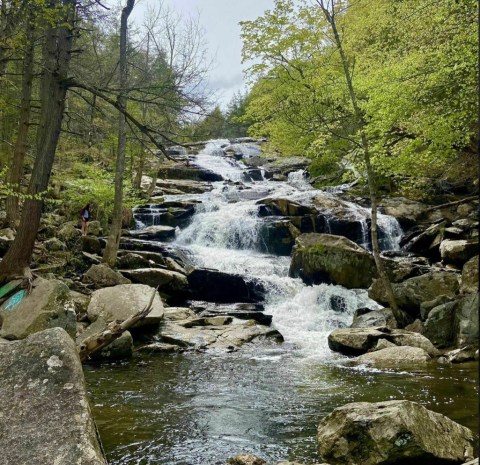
[241,0,478,198]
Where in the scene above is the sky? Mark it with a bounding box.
[131,0,276,109]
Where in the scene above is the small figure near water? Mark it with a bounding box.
[80,203,92,236]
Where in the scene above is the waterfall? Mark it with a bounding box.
[158,141,398,358]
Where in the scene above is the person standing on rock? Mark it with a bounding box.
[80,203,92,236]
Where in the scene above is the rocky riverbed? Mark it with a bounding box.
[0,139,478,464]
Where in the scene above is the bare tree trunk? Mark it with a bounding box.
[103,0,135,267]
[87,94,97,149]
[5,15,35,228]
[0,0,75,281]
[317,0,403,324]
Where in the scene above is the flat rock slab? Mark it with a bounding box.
[354,346,431,367]
[0,328,107,464]
[127,225,176,241]
[317,400,475,465]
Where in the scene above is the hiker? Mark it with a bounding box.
[80,203,92,236]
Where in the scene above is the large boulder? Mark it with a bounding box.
[120,268,188,294]
[368,271,460,316]
[0,328,107,464]
[379,197,430,226]
[82,264,131,289]
[424,302,457,348]
[262,156,310,176]
[289,234,377,289]
[440,239,478,267]
[354,346,431,366]
[350,308,397,329]
[317,400,475,465]
[461,256,478,294]
[187,268,265,303]
[258,219,301,256]
[0,278,76,340]
[164,164,223,182]
[127,225,176,241]
[44,237,67,252]
[57,221,82,244]
[328,327,438,356]
[81,235,102,255]
[87,284,164,329]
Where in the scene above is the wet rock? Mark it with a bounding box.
[290,234,377,289]
[461,256,478,294]
[439,345,477,364]
[136,341,183,354]
[262,156,309,176]
[258,218,301,255]
[81,235,102,255]
[257,197,316,217]
[158,318,282,351]
[120,268,188,295]
[0,328,107,465]
[82,264,131,289]
[164,164,223,182]
[153,178,212,194]
[368,271,460,316]
[440,239,478,267]
[351,308,397,329]
[77,317,133,360]
[0,278,76,340]
[317,400,475,465]
[44,237,67,252]
[187,268,265,303]
[328,327,439,356]
[87,284,164,329]
[191,302,272,325]
[227,453,266,465]
[355,346,431,366]
[128,225,176,241]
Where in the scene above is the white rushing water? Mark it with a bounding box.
[159,140,400,359]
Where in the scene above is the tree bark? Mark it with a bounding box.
[103,0,135,267]
[0,0,75,281]
[317,0,403,325]
[5,14,35,228]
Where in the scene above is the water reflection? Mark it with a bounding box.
[85,350,478,465]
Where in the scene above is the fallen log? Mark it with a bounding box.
[77,286,158,363]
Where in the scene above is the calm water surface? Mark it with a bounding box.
[85,348,479,465]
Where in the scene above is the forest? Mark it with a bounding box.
[0,0,478,464]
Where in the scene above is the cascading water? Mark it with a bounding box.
[173,142,396,359]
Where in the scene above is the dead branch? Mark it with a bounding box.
[77,286,158,363]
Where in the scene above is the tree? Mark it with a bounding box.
[102,0,135,267]
[0,0,76,280]
[314,0,402,323]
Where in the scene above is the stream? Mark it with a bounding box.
[85,140,479,465]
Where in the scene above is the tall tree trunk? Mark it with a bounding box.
[5,15,35,228]
[0,0,75,281]
[103,0,135,267]
[317,1,403,324]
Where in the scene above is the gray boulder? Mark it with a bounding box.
[379,197,429,225]
[81,235,102,255]
[0,328,107,464]
[355,346,431,366]
[87,284,164,329]
[120,268,188,294]
[424,302,457,348]
[289,234,377,289]
[57,221,82,244]
[128,225,176,241]
[82,264,131,289]
[0,278,76,340]
[88,220,102,236]
[439,346,477,364]
[440,239,478,267]
[350,308,397,329]
[461,256,478,294]
[317,400,475,465]
[328,327,439,356]
[369,271,460,316]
